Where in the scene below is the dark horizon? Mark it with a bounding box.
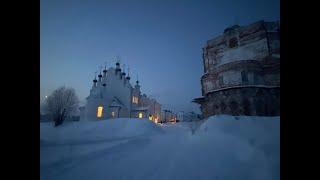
[40,0,279,113]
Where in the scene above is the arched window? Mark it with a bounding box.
[229,101,238,114]
[253,73,260,84]
[220,101,227,112]
[255,99,264,116]
[242,99,251,115]
[229,37,238,48]
[219,76,224,86]
[241,71,248,84]
[97,106,103,118]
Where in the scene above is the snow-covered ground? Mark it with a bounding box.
[40,115,279,180]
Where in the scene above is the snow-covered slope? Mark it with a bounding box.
[198,115,279,156]
[41,118,163,144]
[40,116,279,180]
[194,115,280,179]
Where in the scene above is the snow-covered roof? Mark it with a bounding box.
[192,97,205,103]
[109,97,124,107]
[132,106,149,111]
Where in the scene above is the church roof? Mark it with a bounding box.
[132,106,149,111]
[109,97,124,107]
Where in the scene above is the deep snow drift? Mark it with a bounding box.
[40,116,279,180]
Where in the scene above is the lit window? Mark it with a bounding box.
[149,115,153,120]
[132,96,139,104]
[138,112,143,118]
[155,116,159,121]
[97,106,103,118]
[112,111,115,118]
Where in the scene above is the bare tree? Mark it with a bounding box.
[45,86,79,127]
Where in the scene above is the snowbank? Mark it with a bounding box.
[40,118,163,168]
[193,115,280,179]
[40,118,163,144]
[41,115,279,180]
[197,115,279,155]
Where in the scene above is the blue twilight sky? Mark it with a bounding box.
[40,0,279,113]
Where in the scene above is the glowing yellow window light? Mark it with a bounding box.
[149,115,153,120]
[138,112,143,118]
[112,111,115,118]
[97,106,103,118]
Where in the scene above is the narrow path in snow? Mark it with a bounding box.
[41,123,192,180]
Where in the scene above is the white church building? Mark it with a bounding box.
[80,62,161,122]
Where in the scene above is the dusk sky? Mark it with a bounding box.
[40,0,279,113]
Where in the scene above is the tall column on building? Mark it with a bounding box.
[98,71,102,82]
[135,76,141,92]
[103,63,107,77]
[126,67,131,81]
[92,72,97,88]
[102,64,107,87]
[121,64,126,80]
[115,61,121,75]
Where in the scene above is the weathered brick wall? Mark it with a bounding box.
[200,87,280,118]
[203,21,277,73]
[201,57,279,95]
[194,20,280,117]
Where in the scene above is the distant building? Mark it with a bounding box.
[139,94,161,122]
[80,62,161,122]
[193,20,280,118]
[177,111,184,122]
[177,111,200,122]
[160,110,176,123]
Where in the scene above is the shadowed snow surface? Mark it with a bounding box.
[40,116,279,180]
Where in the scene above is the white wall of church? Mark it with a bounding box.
[82,67,133,120]
[81,63,161,121]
